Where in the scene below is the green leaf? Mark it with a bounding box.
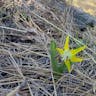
[50,40,58,72]
[50,40,67,74]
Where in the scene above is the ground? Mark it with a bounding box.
[0,0,96,96]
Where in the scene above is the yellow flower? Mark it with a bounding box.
[56,36,86,72]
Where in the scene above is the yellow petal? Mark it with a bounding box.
[64,36,69,50]
[70,56,83,62]
[64,60,71,72]
[71,45,86,55]
[56,48,64,55]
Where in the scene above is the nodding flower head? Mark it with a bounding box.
[56,36,86,72]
